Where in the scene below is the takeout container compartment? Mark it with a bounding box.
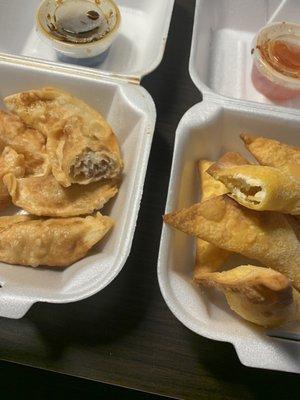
[158,0,300,374]
[0,56,156,319]
[0,0,174,318]
[0,0,174,80]
[189,0,300,109]
[158,95,300,374]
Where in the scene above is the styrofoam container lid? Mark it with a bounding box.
[189,0,300,109]
[0,0,174,82]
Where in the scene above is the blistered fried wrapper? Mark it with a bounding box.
[164,195,300,291]
[0,213,113,267]
[4,87,123,187]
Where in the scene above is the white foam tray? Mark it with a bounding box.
[158,0,300,374]
[0,0,174,318]
[0,0,174,81]
[158,96,300,374]
[0,56,156,319]
[189,0,300,109]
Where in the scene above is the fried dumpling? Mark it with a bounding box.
[0,111,46,174]
[0,214,34,227]
[164,195,300,291]
[3,172,118,217]
[195,153,249,277]
[208,163,300,215]
[0,147,25,211]
[4,87,123,187]
[196,265,300,327]
[0,213,113,267]
[241,133,300,168]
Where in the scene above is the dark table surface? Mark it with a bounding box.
[1,1,300,399]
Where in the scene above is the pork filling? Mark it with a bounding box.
[71,150,119,182]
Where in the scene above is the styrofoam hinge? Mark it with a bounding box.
[0,53,141,86]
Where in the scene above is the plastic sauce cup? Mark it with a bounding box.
[251,22,300,101]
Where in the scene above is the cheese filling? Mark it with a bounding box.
[226,175,265,205]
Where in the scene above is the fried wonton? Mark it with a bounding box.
[3,171,118,217]
[195,153,249,277]
[4,87,123,187]
[0,213,113,267]
[199,160,228,202]
[208,164,300,215]
[195,160,229,277]
[0,111,46,174]
[0,147,26,211]
[241,133,300,167]
[164,195,300,291]
[196,265,300,327]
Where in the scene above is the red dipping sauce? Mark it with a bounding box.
[251,23,300,101]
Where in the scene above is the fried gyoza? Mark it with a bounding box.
[4,87,123,187]
[241,133,300,167]
[164,195,300,291]
[3,172,118,217]
[196,265,300,327]
[195,153,249,277]
[0,147,25,211]
[208,163,300,215]
[0,213,113,267]
[0,111,46,174]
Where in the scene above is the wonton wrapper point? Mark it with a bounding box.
[241,133,300,167]
[164,195,300,291]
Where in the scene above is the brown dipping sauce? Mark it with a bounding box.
[259,37,300,79]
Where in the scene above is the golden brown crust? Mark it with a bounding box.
[0,111,46,174]
[195,159,229,276]
[208,164,300,215]
[195,153,250,276]
[4,87,123,187]
[240,133,300,167]
[196,265,300,327]
[3,172,118,217]
[164,195,300,291]
[0,213,113,267]
[194,240,230,277]
[0,147,26,211]
[198,160,228,202]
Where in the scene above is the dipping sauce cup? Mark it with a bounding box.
[251,22,300,101]
[36,0,121,59]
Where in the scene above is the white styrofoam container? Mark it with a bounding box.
[158,0,300,374]
[0,56,156,319]
[189,0,300,109]
[0,0,175,318]
[158,97,300,374]
[0,0,174,82]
